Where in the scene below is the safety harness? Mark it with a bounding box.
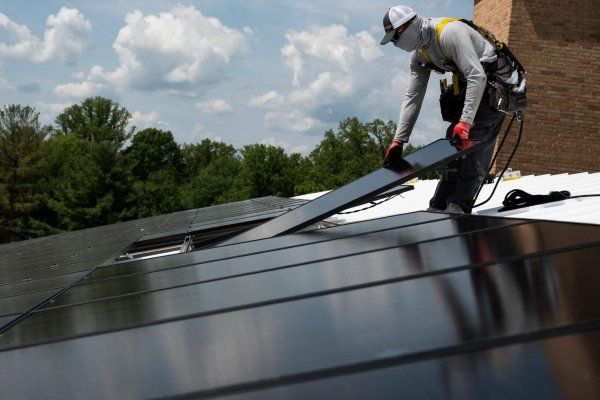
[419,18,518,70]
[419,18,464,95]
[420,18,527,114]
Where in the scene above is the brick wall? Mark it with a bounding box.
[473,0,600,174]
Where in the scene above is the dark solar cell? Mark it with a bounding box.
[51,217,528,308]
[86,212,456,283]
[65,217,600,306]
[0,289,58,318]
[0,315,14,329]
[207,331,600,400]
[0,245,598,397]
[0,272,85,299]
[2,238,599,349]
[0,262,94,286]
[0,196,302,275]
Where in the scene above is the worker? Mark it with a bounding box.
[380,5,506,214]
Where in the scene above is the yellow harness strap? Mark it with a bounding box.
[419,48,432,64]
[419,17,462,66]
[420,18,462,95]
[452,73,460,95]
[436,18,462,51]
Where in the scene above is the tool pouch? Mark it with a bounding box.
[439,78,466,122]
[487,52,527,113]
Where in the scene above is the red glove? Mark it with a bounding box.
[452,121,471,143]
[383,140,403,167]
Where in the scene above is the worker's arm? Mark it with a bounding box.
[393,53,431,143]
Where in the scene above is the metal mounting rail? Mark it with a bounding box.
[218,139,485,246]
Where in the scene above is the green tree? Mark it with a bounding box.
[0,105,53,242]
[47,97,135,229]
[123,128,183,181]
[367,118,396,159]
[181,139,237,179]
[308,117,384,189]
[43,134,115,230]
[290,153,321,196]
[220,144,296,202]
[129,170,183,218]
[180,139,240,208]
[55,96,133,145]
[121,128,184,218]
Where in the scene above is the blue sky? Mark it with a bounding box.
[0,1,474,154]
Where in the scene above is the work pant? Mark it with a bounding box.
[429,93,506,214]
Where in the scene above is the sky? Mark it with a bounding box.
[0,1,474,155]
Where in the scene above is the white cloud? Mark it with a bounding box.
[0,8,91,65]
[55,5,249,98]
[282,25,383,88]
[261,24,392,130]
[264,110,317,133]
[195,99,234,114]
[131,111,160,124]
[36,101,74,113]
[249,91,285,108]
[412,116,449,145]
[255,22,443,147]
[130,110,174,131]
[34,101,75,125]
[54,80,111,98]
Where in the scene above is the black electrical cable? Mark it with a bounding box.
[499,189,571,211]
[473,112,523,208]
[499,191,600,212]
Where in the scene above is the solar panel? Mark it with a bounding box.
[183,331,600,400]
[220,139,486,245]
[3,217,600,350]
[50,216,527,309]
[88,211,450,282]
[0,196,307,333]
[0,244,599,398]
[0,289,57,318]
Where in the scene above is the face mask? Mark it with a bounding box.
[393,17,424,52]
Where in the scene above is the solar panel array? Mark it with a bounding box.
[1,200,599,398]
[0,197,306,331]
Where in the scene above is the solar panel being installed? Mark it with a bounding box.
[221,139,485,245]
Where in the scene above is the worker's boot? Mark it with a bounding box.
[444,203,465,214]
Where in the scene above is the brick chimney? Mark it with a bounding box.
[473,0,600,174]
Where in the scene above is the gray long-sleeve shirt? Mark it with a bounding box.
[394,18,497,143]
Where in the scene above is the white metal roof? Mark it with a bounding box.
[295,171,600,225]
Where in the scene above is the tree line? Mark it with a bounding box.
[0,96,427,243]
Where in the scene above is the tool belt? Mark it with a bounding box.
[428,18,527,119]
[439,52,527,122]
[486,52,527,114]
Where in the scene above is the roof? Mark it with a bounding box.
[296,172,600,226]
[1,184,600,398]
